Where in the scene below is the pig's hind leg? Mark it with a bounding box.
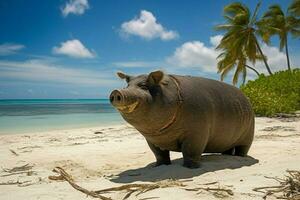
[181,132,209,169]
[234,145,251,156]
[234,122,254,157]
[222,147,235,155]
[146,140,171,166]
[222,145,249,156]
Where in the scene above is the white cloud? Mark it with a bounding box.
[0,43,25,56]
[166,38,219,73]
[0,59,117,86]
[210,35,223,47]
[52,39,96,59]
[121,10,178,41]
[61,0,89,17]
[247,44,300,80]
[260,44,288,72]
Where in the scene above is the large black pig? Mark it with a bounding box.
[110,71,254,168]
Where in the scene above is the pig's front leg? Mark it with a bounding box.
[146,140,171,166]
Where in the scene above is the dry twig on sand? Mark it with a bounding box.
[49,167,185,200]
[138,197,159,200]
[0,171,35,177]
[1,163,35,177]
[185,181,234,198]
[0,163,40,187]
[9,149,19,156]
[0,180,31,186]
[2,164,34,173]
[253,170,300,200]
[0,178,42,187]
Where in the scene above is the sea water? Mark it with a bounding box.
[0,99,124,134]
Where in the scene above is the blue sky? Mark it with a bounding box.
[0,0,299,99]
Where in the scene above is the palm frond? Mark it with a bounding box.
[250,1,262,25]
[224,2,249,17]
[220,63,235,81]
[288,0,300,16]
[232,57,246,85]
[290,28,300,37]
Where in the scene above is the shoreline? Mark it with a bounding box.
[0,117,299,199]
[0,122,127,136]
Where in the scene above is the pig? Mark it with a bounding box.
[110,70,254,168]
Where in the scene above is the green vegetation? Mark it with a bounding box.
[240,69,300,116]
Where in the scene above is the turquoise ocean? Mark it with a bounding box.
[0,99,124,134]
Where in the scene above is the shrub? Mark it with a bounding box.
[240,69,300,116]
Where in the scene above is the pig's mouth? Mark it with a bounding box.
[116,101,139,113]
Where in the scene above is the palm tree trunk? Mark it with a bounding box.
[254,38,273,75]
[245,65,260,76]
[285,34,291,71]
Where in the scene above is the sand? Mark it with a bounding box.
[0,117,299,200]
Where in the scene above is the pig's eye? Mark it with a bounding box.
[138,84,148,90]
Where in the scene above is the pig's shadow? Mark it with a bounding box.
[110,154,259,183]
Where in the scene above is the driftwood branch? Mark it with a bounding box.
[49,167,111,200]
[49,167,236,199]
[49,167,186,200]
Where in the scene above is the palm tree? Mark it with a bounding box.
[289,0,300,16]
[217,51,261,85]
[215,2,273,79]
[257,5,300,71]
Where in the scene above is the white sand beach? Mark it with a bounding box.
[0,117,299,200]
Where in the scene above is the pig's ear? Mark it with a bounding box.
[148,70,164,85]
[117,71,131,83]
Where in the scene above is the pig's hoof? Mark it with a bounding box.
[154,160,171,167]
[183,161,200,169]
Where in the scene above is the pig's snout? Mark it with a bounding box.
[110,90,124,106]
[110,89,140,113]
